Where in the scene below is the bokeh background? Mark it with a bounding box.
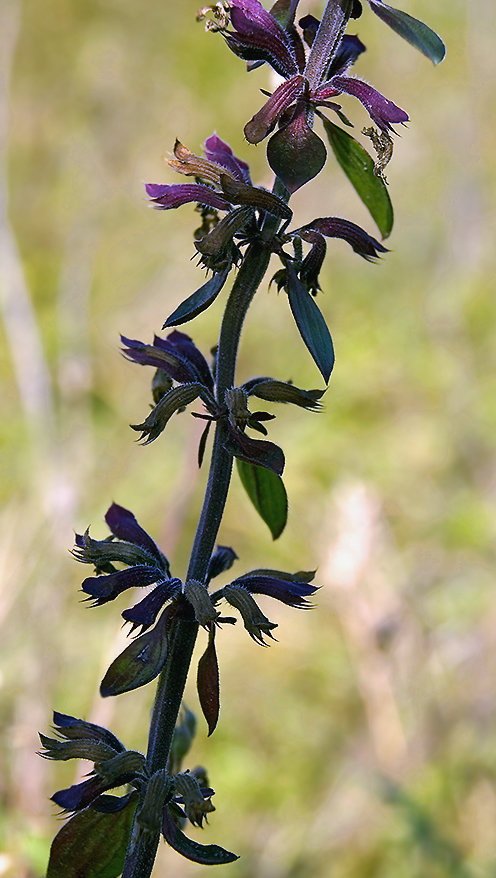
[1,0,495,875]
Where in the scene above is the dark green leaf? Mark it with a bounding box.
[47,793,137,878]
[162,808,238,865]
[267,115,327,194]
[368,1,446,64]
[237,459,288,539]
[100,611,169,696]
[226,431,285,475]
[163,269,229,328]
[286,266,334,382]
[322,118,393,238]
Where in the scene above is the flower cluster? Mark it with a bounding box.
[197,0,414,191]
[40,710,234,867]
[41,2,445,874]
[73,501,318,724]
[121,328,324,470]
[147,137,388,382]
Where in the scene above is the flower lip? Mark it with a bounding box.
[146,183,230,212]
[203,133,252,184]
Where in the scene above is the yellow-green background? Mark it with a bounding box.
[1,1,495,875]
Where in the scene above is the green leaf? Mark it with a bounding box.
[323,118,393,239]
[163,269,229,328]
[47,794,137,878]
[368,1,446,65]
[286,266,334,383]
[237,459,288,540]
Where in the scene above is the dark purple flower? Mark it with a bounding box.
[212,1,408,191]
[52,777,112,814]
[229,570,318,607]
[146,135,290,248]
[122,580,182,632]
[81,565,164,606]
[314,75,408,133]
[294,216,388,262]
[73,504,181,631]
[122,330,214,390]
[105,503,165,564]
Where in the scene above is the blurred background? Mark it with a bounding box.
[1,0,495,875]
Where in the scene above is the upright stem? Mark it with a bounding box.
[122,240,272,878]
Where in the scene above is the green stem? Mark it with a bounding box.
[122,241,272,878]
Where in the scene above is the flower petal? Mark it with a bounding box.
[331,75,408,131]
[162,807,238,864]
[300,216,388,260]
[160,331,214,389]
[121,333,212,387]
[104,503,164,565]
[244,74,305,144]
[145,183,230,211]
[231,573,318,606]
[225,5,298,79]
[82,566,163,606]
[197,628,220,736]
[122,580,181,632]
[204,133,252,183]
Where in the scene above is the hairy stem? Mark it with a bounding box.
[122,240,272,878]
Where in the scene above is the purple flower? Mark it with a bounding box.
[146,134,290,271]
[209,1,409,191]
[74,503,180,632]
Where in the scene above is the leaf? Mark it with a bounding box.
[267,113,327,193]
[226,430,285,475]
[286,266,334,382]
[47,794,137,878]
[197,629,220,736]
[237,459,288,539]
[162,808,238,865]
[368,1,446,65]
[100,611,169,696]
[322,118,393,238]
[163,269,229,328]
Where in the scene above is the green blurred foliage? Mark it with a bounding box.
[1,0,495,876]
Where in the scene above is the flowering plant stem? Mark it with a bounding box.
[42,2,445,874]
[122,240,273,877]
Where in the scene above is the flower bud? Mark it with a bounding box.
[174,771,215,828]
[224,387,251,430]
[138,769,172,834]
[96,750,146,785]
[183,580,219,629]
